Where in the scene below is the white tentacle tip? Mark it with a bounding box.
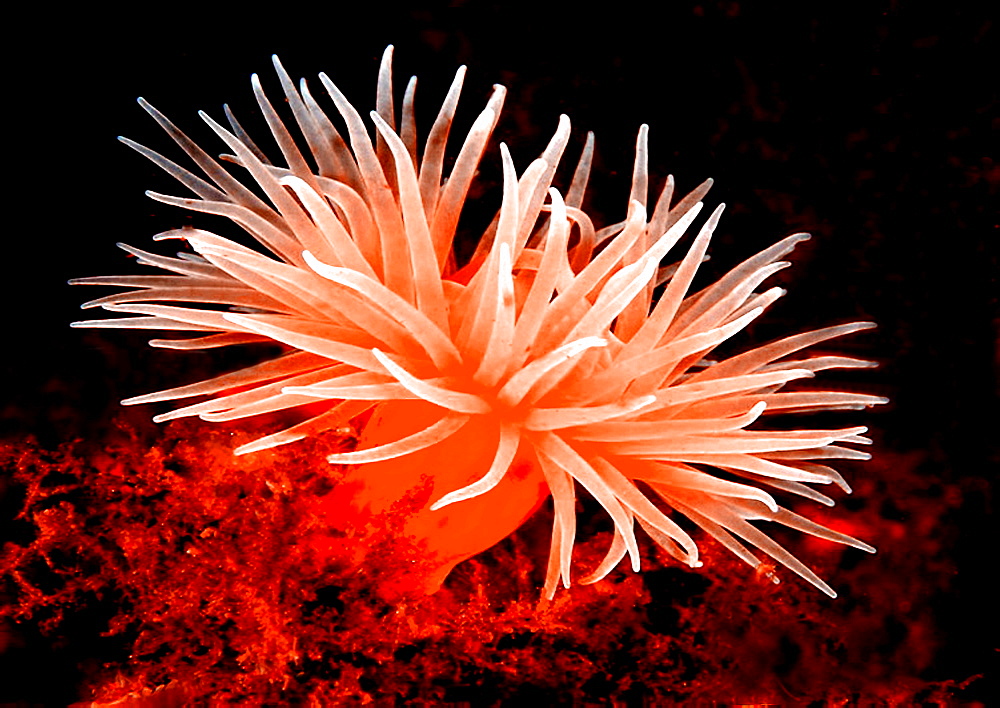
[429,492,465,512]
[759,494,780,514]
[302,250,334,276]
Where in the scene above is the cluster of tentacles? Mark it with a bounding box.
[73,47,883,598]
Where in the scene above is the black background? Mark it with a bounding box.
[3,1,995,702]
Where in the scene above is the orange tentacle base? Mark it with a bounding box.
[310,400,548,598]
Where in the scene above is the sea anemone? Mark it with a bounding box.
[72,47,884,600]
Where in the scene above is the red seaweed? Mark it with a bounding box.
[0,423,975,704]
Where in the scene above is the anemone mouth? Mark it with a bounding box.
[72,46,884,599]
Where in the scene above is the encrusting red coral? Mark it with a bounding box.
[0,430,970,704]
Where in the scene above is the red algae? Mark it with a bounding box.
[0,423,980,704]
